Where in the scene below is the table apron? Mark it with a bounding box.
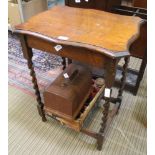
[26,35,108,68]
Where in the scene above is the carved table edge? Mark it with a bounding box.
[13,29,130,59]
[127,19,146,52]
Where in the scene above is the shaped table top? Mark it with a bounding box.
[15,5,143,58]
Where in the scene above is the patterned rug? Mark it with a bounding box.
[8,32,63,96]
[8,31,141,97]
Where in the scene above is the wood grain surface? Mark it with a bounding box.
[15,6,142,54]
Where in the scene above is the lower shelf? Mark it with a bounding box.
[45,84,105,132]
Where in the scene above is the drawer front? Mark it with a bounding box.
[26,35,106,68]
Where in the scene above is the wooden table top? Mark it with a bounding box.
[15,6,143,57]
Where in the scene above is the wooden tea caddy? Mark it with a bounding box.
[43,64,93,121]
[44,63,105,132]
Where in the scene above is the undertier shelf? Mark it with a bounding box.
[46,84,105,132]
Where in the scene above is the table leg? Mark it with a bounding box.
[133,51,147,95]
[68,58,72,64]
[62,57,66,70]
[27,59,47,122]
[117,56,130,113]
[19,35,47,122]
[97,59,117,150]
[62,58,72,70]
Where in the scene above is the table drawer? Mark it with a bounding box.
[26,35,106,68]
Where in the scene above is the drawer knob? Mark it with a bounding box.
[54,45,62,52]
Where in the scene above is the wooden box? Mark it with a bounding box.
[43,64,92,120]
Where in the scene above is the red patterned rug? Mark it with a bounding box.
[8,32,63,97]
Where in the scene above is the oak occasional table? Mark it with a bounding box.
[14,6,143,150]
